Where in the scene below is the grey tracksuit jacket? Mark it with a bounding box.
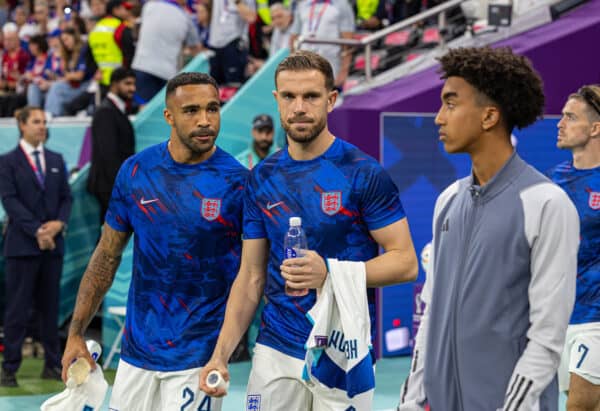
[399,153,580,411]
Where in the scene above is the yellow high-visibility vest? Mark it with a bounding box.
[88,16,124,86]
[356,0,379,21]
[257,0,292,26]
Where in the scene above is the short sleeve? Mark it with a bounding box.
[338,0,356,33]
[185,16,201,46]
[290,6,302,35]
[242,170,267,239]
[360,164,405,230]
[105,160,133,233]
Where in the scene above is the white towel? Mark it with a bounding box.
[303,259,375,402]
[40,366,108,411]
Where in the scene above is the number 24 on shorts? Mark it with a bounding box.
[576,343,589,369]
[181,387,211,411]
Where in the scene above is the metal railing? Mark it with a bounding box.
[296,0,466,81]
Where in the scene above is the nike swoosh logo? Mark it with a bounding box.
[266,201,283,210]
[140,198,159,205]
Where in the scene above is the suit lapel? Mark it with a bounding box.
[17,147,44,191]
[44,151,61,191]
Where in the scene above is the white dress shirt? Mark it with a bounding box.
[19,138,46,175]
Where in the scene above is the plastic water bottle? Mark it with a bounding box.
[283,217,308,296]
[66,340,102,388]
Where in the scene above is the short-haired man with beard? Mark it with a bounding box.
[398,47,580,411]
[61,72,248,411]
[200,50,418,410]
[549,84,600,411]
[236,114,278,169]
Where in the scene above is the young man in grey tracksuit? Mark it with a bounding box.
[398,47,581,411]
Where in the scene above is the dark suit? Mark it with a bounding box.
[0,145,72,372]
[87,97,135,221]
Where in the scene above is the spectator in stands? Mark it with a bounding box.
[354,0,386,31]
[82,0,108,32]
[236,113,278,169]
[0,106,72,387]
[290,0,354,89]
[45,28,64,79]
[132,0,202,103]
[207,0,256,85]
[44,27,94,116]
[1,22,29,117]
[87,67,135,224]
[269,2,292,56]
[88,0,135,96]
[24,34,50,106]
[196,1,210,48]
[0,0,7,28]
[12,5,30,39]
[20,2,60,38]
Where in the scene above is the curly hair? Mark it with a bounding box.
[437,47,545,131]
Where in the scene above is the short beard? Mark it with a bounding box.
[282,117,326,144]
[116,90,132,102]
[254,140,273,152]
[177,127,217,156]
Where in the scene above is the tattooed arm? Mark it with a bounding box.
[61,225,131,381]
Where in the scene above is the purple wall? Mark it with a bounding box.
[330,0,600,159]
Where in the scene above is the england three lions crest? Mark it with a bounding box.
[321,191,342,215]
[589,191,600,210]
[202,198,221,221]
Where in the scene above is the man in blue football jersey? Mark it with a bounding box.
[199,51,419,410]
[550,84,600,411]
[61,72,248,410]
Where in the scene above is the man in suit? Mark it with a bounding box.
[0,106,73,387]
[87,67,136,223]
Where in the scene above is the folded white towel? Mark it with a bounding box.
[40,366,108,411]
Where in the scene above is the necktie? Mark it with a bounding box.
[32,150,45,186]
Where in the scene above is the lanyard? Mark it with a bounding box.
[308,0,330,34]
[19,145,44,176]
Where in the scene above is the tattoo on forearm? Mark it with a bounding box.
[69,227,130,336]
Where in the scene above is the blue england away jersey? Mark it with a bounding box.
[243,138,406,360]
[106,142,248,371]
[548,161,600,324]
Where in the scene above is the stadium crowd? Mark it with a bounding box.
[0,0,447,118]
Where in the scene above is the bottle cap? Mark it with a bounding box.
[86,339,102,362]
[206,370,230,392]
[289,217,301,226]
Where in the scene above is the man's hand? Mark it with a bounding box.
[61,334,96,383]
[40,220,64,238]
[198,357,230,398]
[280,250,328,291]
[36,231,56,250]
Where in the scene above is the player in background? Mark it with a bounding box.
[549,84,600,411]
[199,50,418,410]
[61,72,248,410]
[398,47,580,411]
